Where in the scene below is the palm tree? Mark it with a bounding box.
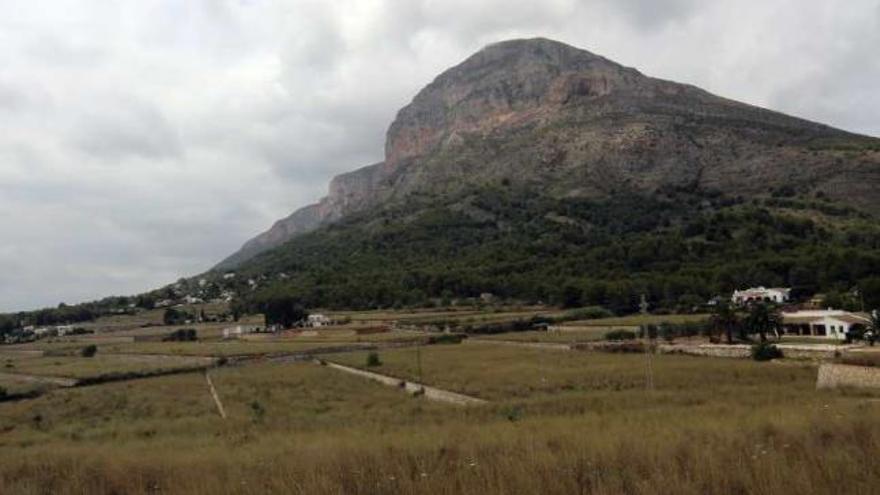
[710,301,739,344]
[745,303,782,342]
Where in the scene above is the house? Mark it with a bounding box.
[732,287,791,305]
[222,325,261,339]
[55,325,74,336]
[781,309,871,340]
[33,327,53,338]
[305,314,331,328]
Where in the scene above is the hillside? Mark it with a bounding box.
[213,38,880,310]
[218,37,880,270]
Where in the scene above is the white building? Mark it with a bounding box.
[222,325,260,339]
[305,314,331,328]
[781,310,871,340]
[732,287,791,305]
[55,325,74,336]
[34,327,52,337]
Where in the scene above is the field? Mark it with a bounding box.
[1,307,879,494]
[0,353,211,379]
[478,327,610,343]
[560,313,710,328]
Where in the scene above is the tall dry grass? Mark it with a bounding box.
[0,356,878,494]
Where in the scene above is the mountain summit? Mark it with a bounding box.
[217,37,879,270]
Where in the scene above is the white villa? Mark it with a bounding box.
[781,309,872,340]
[732,287,791,305]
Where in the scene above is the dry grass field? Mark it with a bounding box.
[0,347,877,494]
[1,307,878,494]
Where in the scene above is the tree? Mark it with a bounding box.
[867,311,879,346]
[560,284,583,309]
[745,303,782,342]
[710,301,740,344]
[859,278,880,311]
[163,308,187,326]
[249,290,308,328]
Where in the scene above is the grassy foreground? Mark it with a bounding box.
[0,348,878,494]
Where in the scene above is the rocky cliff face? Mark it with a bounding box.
[218,37,880,269]
[215,162,384,270]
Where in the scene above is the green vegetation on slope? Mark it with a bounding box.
[231,185,880,312]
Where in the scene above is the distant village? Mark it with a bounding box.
[3,268,876,345]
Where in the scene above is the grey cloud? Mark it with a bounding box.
[1,0,878,311]
[70,97,183,160]
[606,0,699,30]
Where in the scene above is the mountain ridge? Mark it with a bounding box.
[217,37,880,270]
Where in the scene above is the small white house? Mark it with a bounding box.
[305,314,331,328]
[222,325,260,339]
[55,325,74,336]
[732,287,791,305]
[33,327,52,337]
[781,310,871,340]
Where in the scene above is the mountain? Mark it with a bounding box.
[209,38,880,312]
[218,38,880,271]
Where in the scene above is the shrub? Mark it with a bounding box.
[427,334,465,345]
[163,328,198,342]
[0,386,6,399]
[592,341,646,353]
[563,306,614,321]
[605,329,636,341]
[249,400,266,423]
[751,342,784,361]
[366,352,382,367]
[80,345,97,358]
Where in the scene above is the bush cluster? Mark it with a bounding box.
[605,329,637,341]
[751,342,784,361]
[163,329,197,342]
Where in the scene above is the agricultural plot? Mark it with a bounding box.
[1,354,211,380]
[0,375,52,396]
[327,342,823,403]
[476,327,610,343]
[329,306,567,326]
[560,313,711,327]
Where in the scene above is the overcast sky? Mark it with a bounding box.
[1,0,878,312]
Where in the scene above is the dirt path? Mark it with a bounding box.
[317,360,488,406]
[0,371,78,387]
[204,371,227,419]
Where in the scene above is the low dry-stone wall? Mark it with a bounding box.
[658,343,752,358]
[816,363,880,390]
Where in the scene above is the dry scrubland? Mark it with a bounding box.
[0,340,877,494]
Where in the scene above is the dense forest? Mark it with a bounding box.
[230,184,880,312]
